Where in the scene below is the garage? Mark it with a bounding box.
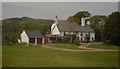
[37,38,42,44]
[20,30,44,45]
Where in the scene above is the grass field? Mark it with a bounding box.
[2,44,119,67]
[49,43,88,50]
[88,44,119,50]
[49,43,119,50]
[0,46,2,68]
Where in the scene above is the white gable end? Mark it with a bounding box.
[51,23,60,35]
[21,31,29,43]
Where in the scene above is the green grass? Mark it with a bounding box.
[0,46,2,68]
[49,43,87,50]
[2,44,118,67]
[88,44,119,50]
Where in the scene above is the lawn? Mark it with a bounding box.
[88,44,119,50]
[2,44,118,67]
[0,46,2,68]
[49,43,88,50]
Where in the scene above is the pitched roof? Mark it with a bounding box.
[25,30,43,38]
[57,20,94,32]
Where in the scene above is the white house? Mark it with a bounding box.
[20,30,44,45]
[51,16,95,42]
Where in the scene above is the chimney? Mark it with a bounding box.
[55,15,58,24]
[81,18,86,26]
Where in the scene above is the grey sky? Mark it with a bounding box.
[0,2,2,20]
[2,2,118,20]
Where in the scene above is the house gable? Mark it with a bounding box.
[51,23,60,35]
[20,31,29,43]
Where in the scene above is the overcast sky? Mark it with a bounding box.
[2,2,118,20]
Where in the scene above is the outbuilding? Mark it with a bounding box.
[20,30,44,45]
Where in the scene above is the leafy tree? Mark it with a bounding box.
[102,12,120,45]
[89,15,107,41]
[73,11,91,25]
[67,16,79,23]
[67,11,91,25]
[74,11,91,18]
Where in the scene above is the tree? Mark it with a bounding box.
[21,17,51,34]
[102,12,120,45]
[67,16,79,23]
[67,11,91,25]
[73,11,91,25]
[89,15,107,41]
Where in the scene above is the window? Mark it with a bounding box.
[63,32,65,35]
[81,33,83,36]
[92,37,94,41]
[81,38,83,41]
[89,32,90,34]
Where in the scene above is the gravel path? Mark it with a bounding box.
[41,44,118,52]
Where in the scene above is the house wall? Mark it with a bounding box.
[51,23,60,35]
[76,32,95,42]
[20,31,29,43]
[76,32,81,40]
[42,38,44,44]
[90,33,95,41]
[60,32,64,36]
[82,32,86,41]
[51,29,95,42]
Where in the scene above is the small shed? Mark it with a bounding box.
[20,30,44,45]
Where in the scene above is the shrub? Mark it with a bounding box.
[65,34,76,43]
[18,42,28,46]
[85,34,90,43]
[56,36,71,43]
[73,40,81,46]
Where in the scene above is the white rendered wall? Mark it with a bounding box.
[76,32,81,40]
[51,23,60,35]
[90,33,95,41]
[20,31,29,43]
[42,38,44,44]
[60,32,64,36]
[82,32,86,41]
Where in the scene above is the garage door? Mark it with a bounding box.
[29,38,35,43]
[37,38,42,44]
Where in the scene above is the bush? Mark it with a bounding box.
[18,42,28,46]
[85,34,90,43]
[73,40,81,46]
[54,36,71,43]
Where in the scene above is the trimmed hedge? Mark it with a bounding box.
[73,40,81,46]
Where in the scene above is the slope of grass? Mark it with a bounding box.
[88,44,119,50]
[2,45,118,67]
[49,43,88,50]
[0,46,2,68]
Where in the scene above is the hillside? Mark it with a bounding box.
[2,17,54,44]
